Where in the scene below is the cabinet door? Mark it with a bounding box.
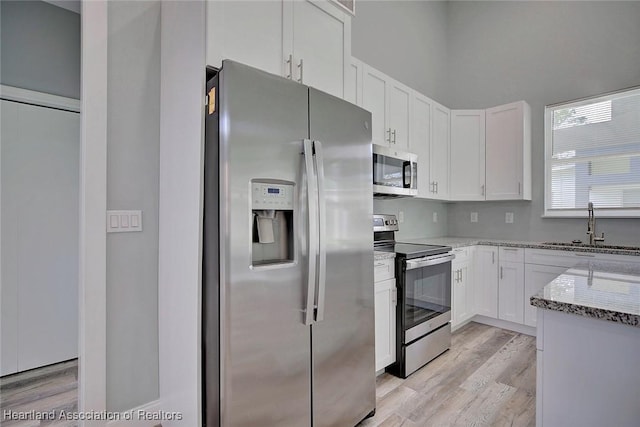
[430,102,450,199]
[410,92,432,198]
[291,0,350,99]
[474,246,499,318]
[498,261,525,324]
[452,256,472,329]
[524,264,566,327]
[362,65,389,147]
[346,57,363,106]
[485,101,531,201]
[388,81,411,149]
[450,110,486,201]
[374,279,396,371]
[206,1,285,76]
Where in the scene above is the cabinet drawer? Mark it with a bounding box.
[452,246,471,262]
[374,258,395,282]
[499,247,524,263]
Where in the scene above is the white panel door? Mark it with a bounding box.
[474,246,499,318]
[410,93,432,198]
[498,261,525,324]
[346,57,362,106]
[206,1,284,76]
[362,65,389,147]
[388,81,411,149]
[452,258,472,329]
[1,102,80,373]
[486,101,530,200]
[430,102,450,199]
[374,278,396,371]
[1,100,19,375]
[291,0,349,99]
[524,264,566,327]
[450,110,486,201]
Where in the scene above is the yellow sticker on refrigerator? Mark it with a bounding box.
[208,87,216,115]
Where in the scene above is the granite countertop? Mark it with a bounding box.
[374,251,395,261]
[530,261,640,328]
[398,236,640,256]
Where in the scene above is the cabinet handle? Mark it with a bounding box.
[386,128,391,143]
[436,182,439,194]
[575,253,595,258]
[392,129,397,144]
[459,269,463,282]
[518,182,521,195]
[500,266,503,279]
[430,182,435,193]
[492,251,495,264]
[286,54,293,79]
[481,184,485,196]
[374,262,386,267]
[297,58,304,83]
[392,288,397,305]
[502,248,519,251]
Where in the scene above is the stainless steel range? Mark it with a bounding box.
[374,214,454,378]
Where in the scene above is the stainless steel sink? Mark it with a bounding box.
[541,242,640,251]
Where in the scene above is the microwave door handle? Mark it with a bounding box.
[314,141,327,322]
[303,139,318,326]
[402,161,411,188]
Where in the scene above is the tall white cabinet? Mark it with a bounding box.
[1,100,79,375]
[410,93,432,198]
[429,102,450,200]
[449,110,486,201]
[206,0,351,99]
[474,246,499,318]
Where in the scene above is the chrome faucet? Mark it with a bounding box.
[587,202,605,246]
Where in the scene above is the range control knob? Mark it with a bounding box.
[384,220,389,225]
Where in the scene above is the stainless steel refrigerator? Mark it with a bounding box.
[203,60,375,427]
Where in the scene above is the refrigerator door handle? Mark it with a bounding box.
[314,140,327,322]
[303,139,318,326]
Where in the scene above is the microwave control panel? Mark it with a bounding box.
[251,182,293,210]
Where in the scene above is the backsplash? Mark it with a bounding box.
[374,198,448,241]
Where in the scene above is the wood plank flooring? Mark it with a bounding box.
[0,323,535,427]
[1,359,78,427]
[358,322,536,427]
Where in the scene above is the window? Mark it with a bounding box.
[545,87,640,217]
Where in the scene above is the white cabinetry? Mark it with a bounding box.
[485,101,531,200]
[450,110,486,201]
[410,92,432,198]
[207,0,350,99]
[523,264,566,327]
[498,248,525,324]
[452,247,474,330]
[429,102,450,200]
[362,64,410,149]
[374,258,396,371]
[346,57,363,105]
[474,246,499,318]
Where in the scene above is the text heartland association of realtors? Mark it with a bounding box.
[2,409,184,421]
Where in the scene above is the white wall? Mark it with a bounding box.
[106,0,161,412]
[445,1,640,244]
[0,1,80,99]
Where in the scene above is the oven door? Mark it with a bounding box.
[402,253,453,343]
[373,145,417,197]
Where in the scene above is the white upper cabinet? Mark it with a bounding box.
[206,0,350,99]
[410,92,432,198]
[346,57,363,106]
[362,64,389,146]
[361,63,411,149]
[387,81,411,149]
[485,101,532,200]
[429,102,450,200]
[288,0,350,99]
[450,110,486,201]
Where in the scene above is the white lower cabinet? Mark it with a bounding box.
[451,247,474,329]
[523,264,567,327]
[374,277,396,371]
[474,246,499,318]
[498,259,525,324]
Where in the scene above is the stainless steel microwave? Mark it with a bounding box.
[373,145,418,197]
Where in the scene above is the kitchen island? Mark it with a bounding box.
[530,261,640,427]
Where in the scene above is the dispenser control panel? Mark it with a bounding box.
[252,182,293,209]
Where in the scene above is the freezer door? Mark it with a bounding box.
[309,88,376,427]
[215,61,312,427]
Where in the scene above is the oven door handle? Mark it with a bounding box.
[406,253,455,270]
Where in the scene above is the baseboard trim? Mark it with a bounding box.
[472,315,537,336]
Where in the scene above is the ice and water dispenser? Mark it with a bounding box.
[251,180,294,266]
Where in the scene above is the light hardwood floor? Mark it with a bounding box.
[0,323,534,427]
[1,359,78,427]
[358,322,536,427]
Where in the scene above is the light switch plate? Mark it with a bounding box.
[432,212,438,223]
[505,212,514,224]
[470,212,478,223]
[107,210,143,233]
